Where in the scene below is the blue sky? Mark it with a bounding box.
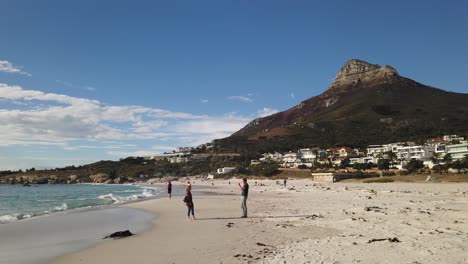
[0,0,467,170]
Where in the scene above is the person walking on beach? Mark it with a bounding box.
[283,179,287,187]
[167,181,172,199]
[187,180,192,191]
[238,178,249,218]
[183,187,195,220]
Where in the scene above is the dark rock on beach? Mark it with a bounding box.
[103,230,134,239]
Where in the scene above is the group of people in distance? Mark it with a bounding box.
[166,178,250,220]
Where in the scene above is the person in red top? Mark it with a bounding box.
[183,187,195,220]
[167,181,172,199]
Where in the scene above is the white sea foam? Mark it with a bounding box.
[98,193,121,203]
[0,185,159,224]
[0,214,18,223]
[98,188,157,204]
[0,212,34,223]
[52,203,68,212]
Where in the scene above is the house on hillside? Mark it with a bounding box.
[349,156,374,164]
[298,148,318,162]
[169,156,189,163]
[443,135,466,143]
[175,147,194,153]
[282,152,299,167]
[327,147,356,158]
[445,143,468,161]
[250,159,261,165]
[326,147,356,165]
[259,152,283,162]
[217,167,236,174]
[395,145,435,161]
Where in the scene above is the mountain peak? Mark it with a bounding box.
[328,59,399,90]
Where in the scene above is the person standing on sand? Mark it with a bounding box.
[284,179,287,187]
[167,181,172,199]
[183,187,195,220]
[238,178,249,218]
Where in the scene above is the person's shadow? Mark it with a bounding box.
[196,214,321,220]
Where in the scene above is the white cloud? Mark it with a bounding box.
[62,143,137,151]
[56,80,73,87]
[84,86,95,91]
[228,95,253,103]
[257,107,279,117]
[56,80,96,91]
[0,60,31,76]
[201,99,209,104]
[131,120,168,133]
[0,83,252,151]
[152,145,176,152]
[107,150,164,157]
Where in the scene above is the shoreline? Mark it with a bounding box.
[0,183,184,264]
[50,179,468,264]
[0,207,156,264]
[0,183,165,226]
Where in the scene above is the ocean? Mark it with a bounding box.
[0,183,161,223]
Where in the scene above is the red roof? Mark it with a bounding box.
[327,147,354,152]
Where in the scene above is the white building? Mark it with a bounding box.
[445,143,468,161]
[175,147,194,153]
[250,160,261,165]
[259,152,283,162]
[169,156,189,163]
[349,157,374,164]
[443,135,465,143]
[395,145,435,161]
[433,143,447,154]
[298,148,318,162]
[282,152,298,167]
[367,143,409,158]
[217,167,236,174]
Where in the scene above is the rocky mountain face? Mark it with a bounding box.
[219,59,468,154]
[328,59,399,90]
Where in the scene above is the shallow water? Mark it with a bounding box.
[0,184,161,223]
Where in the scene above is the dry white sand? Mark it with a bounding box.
[51,180,468,264]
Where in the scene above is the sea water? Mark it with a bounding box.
[0,184,161,223]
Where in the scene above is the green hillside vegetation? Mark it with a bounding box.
[218,80,468,155]
[0,155,253,184]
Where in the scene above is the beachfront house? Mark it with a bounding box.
[445,143,468,161]
[175,147,194,153]
[443,135,466,143]
[349,156,374,164]
[282,152,299,167]
[395,145,435,161]
[259,152,283,162]
[250,160,261,165]
[298,148,318,162]
[217,167,236,174]
[169,156,189,163]
[327,147,356,158]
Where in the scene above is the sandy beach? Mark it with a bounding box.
[50,180,468,264]
[0,207,155,264]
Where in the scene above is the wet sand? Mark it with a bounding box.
[0,207,155,264]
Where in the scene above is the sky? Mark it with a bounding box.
[0,0,467,170]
